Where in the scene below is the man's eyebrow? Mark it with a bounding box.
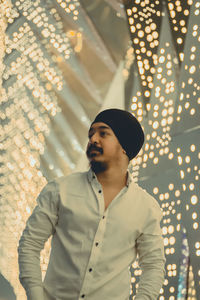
[89,125,110,132]
[98,125,110,130]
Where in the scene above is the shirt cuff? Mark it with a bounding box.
[26,286,44,300]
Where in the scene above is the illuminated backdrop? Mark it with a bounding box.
[0,0,199,299]
[125,1,200,299]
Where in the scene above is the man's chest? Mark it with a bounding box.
[103,187,123,210]
[57,188,147,243]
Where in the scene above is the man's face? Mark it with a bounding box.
[86,122,123,172]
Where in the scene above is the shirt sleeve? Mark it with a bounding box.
[18,180,60,300]
[135,196,166,300]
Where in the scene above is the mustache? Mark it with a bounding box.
[86,144,103,156]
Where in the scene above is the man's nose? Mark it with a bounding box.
[90,132,99,144]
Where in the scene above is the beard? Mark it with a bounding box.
[89,160,108,174]
[86,144,107,174]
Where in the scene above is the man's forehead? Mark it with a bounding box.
[89,122,111,131]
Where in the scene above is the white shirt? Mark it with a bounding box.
[18,169,165,300]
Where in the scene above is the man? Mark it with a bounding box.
[18,108,165,300]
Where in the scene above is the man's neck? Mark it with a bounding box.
[95,166,128,189]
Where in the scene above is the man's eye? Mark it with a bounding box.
[100,131,106,137]
[88,132,93,138]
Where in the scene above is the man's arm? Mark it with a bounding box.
[18,180,59,300]
[135,197,166,300]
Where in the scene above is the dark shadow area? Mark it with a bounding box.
[0,274,16,300]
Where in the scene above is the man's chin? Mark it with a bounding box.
[89,160,107,174]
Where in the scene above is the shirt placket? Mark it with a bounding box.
[78,178,108,299]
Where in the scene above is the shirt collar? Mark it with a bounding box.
[126,170,132,187]
[87,168,132,187]
[87,168,96,183]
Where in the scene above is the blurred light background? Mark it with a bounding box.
[0,0,200,299]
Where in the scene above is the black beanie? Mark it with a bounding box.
[91,108,145,160]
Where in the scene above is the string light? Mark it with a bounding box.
[0,0,81,298]
[126,1,200,299]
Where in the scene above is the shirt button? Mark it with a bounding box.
[81,295,85,298]
[98,190,102,193]
[89,268,93,272]
[95,242,99,246]
[102,215,105,219]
